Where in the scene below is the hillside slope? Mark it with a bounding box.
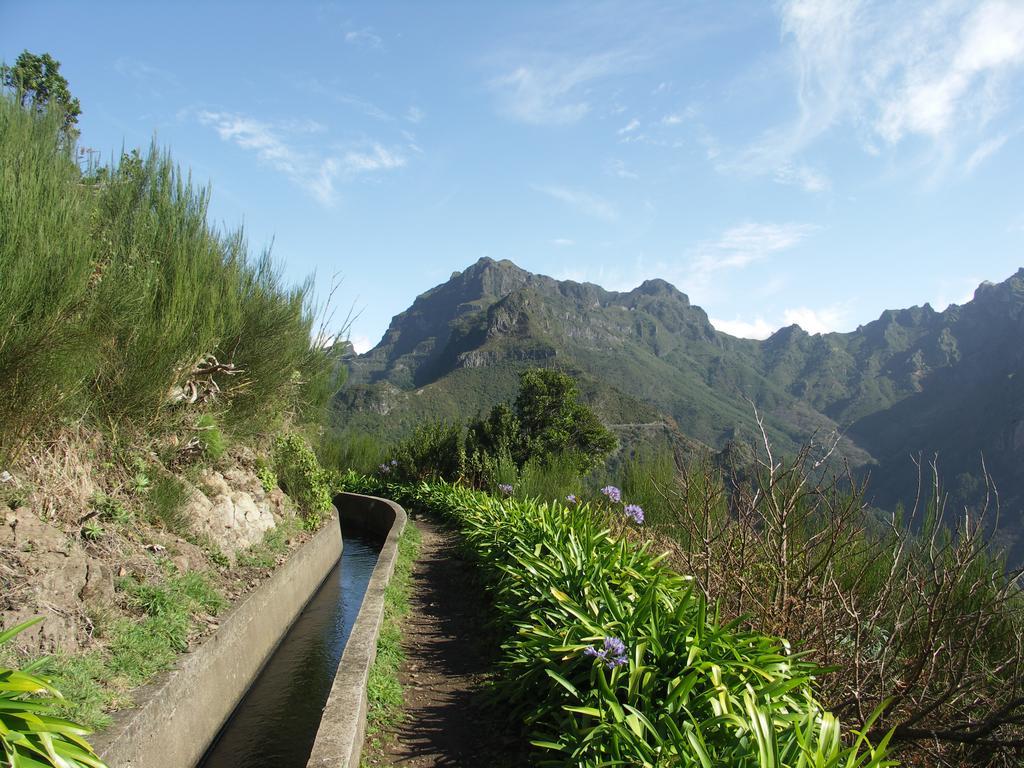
[338,258,1024,551]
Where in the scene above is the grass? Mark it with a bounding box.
[146,473,190,534]
[235,514,304,569]
[362,520,421,759]
[40,570,226,730]
[0,90,339,465]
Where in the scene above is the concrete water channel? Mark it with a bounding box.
[92,492,407,768]
[197,530,381,767]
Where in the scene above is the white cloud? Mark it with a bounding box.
[405,106,425,124]
[661,104,698,126]
[349,334,374,354]
[343,143,406,172]
[773,162,830,192]
[552,264,637,292]
[874,2,1024,143]
[533,184,618,221]
[490,53,625,125]
[688,222,818,280]
[605,158,638,179]
[551,238,575,246]
[198,111,406,205]
[712,303,850,338]
[932,275,981,309]
[199,110,304,177]
[710,316,775,339]
[618,118,640,135]
[344,28,383,49]
[767,0,1024,167]
[782,305,847,334]
[306,82,394,121]
[964,134,1009,172]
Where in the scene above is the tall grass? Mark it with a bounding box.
[316,428,389,476]
[0,93,337,462]
[0,98,97,453]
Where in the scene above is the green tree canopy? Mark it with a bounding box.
[514,369,616,471]
[1,50,81,139]
[466,368,616,475]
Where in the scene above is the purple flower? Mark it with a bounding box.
[600,485,622,504]
[565,494,577,504]
[498,483,514,495]
[624,504,645,525]
[390,459,398,466]
[583,636,629,670]
[378,463,391,474]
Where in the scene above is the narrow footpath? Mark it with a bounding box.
[373,518,524,767]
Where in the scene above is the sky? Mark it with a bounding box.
[3,1,1023,350]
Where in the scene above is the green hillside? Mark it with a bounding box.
[337,257,1024,556]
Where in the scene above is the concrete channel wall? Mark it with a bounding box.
[91,506,343,768]
[306,492,408,768]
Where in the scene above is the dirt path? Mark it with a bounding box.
[373,517,523,767]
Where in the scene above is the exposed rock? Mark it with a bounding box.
[185,469,279,560]
[0,507,112,654]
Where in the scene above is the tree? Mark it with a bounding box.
[1,50,81,140]
[512,368,616,473]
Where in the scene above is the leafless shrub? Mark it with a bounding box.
[653,412,1024,767]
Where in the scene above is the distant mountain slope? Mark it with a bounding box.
[338,259,1024,555]
[345,258,866,462]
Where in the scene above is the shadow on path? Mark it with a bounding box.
[377,517,525,767]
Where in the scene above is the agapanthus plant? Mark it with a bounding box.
[584,636,629,669]
[623,503,644,524]
[599,485,621,503]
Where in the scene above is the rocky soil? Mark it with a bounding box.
[0,435,306,658]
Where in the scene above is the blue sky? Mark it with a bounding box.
[3,1,1023,349]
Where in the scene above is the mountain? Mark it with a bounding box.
[338,258,1024,555]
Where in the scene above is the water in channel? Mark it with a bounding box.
[197,528,382,768]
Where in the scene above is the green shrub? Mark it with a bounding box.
[513,452,582,504]
[0,618,109,767]
[316,428,387,475]
[342,476,894,768]
[609,447,679,528]
[255,463,277,494]
[391,420,465,483]
[195,414,226,461]
[273,433,331,530]
[147,474,190,535]
[0,89,339,460]
[0,95,97,461]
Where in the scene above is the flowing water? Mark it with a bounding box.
[197,528,382,768]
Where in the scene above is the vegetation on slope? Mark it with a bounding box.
[339,473,895,767]
[323,416,1024,766]
[0,60,342,757]
[336,257,1024,560]
[0,93,336,461]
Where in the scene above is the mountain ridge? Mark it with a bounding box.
[339,257,1024,555]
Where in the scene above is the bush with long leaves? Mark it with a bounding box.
[338,473,896,767]
[1,618,108,768]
